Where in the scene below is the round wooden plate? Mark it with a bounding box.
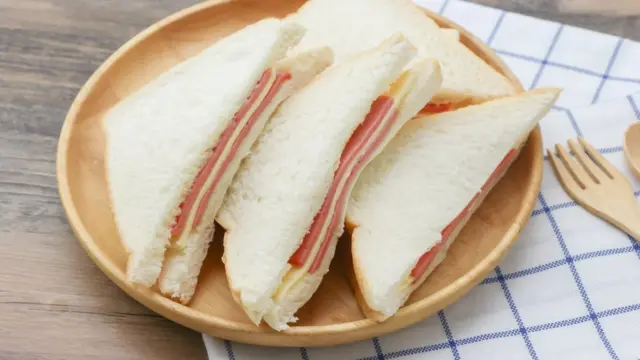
[56,0,541,347]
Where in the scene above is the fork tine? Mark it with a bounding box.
[567,139,603,183]
[555,144,592,188]
[577,137,616,179]
[547,148,584,190]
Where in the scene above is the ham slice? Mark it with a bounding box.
[310,101,399,273]
[288,96,399,273]
[482,149,516,191]
[410,241,444,280]
[171,69,291,236]
[420,102,453,114]
[410,148,519,281]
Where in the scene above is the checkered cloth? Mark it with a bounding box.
[203,0,640,358]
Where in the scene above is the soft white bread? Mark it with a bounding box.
[441,28,460,42]
[347,88,561,321]
[156,47,334,303]
[218,34,421,330]
[104,18,306,291]
[288,0,516,104]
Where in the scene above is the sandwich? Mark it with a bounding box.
[288,0,517,113]
[104,18,333,303]
[347,88,561,321]
[217,34,443,330]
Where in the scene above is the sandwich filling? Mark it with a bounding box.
[419,99,475,115]
[266,71,421,302]
[410,148,519,281]
[171,69,291,241]
[290,96,399,269]
[270,95,399,300]
[420,102,453,114]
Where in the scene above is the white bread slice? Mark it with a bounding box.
[441,28,460,42]
[347,88,561,321]
[218,34,426,330]
[104,18,306,291]
[156,47,334,303]
[288,0,516,105]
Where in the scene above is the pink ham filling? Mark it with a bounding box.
[288,96,399,273]
[410,148,519,280]
[171,70,291,236]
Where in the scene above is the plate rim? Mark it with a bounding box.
[55,0,542,347]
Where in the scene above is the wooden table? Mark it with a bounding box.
[1,0,638,359]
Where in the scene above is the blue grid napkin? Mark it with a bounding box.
[204,0,640,358]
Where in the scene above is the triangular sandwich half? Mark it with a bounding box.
[288,0,517,113]
[347,88,561,321]
[105,18,332,303]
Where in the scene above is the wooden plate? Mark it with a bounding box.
[56,0,540,347]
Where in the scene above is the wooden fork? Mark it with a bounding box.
[547,137,640,242]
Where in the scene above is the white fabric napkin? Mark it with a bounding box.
[204,0,640,358]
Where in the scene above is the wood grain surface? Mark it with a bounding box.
[0,0,638,359]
